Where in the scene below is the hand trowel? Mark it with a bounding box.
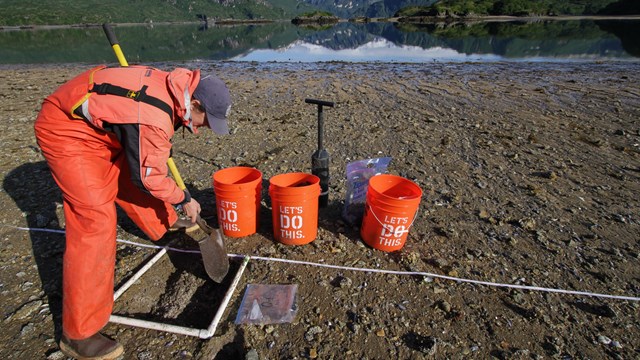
[195,216,230,283]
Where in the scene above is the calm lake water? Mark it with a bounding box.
[1,19,639,64]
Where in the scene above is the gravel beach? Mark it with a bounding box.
[1,61,639,359]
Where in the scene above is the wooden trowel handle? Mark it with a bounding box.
[195,215,214,235]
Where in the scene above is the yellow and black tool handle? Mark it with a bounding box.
[102,23,129,67]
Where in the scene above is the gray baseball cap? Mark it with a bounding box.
[193,75,232,135]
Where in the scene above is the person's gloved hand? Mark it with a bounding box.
[181,198,201,224]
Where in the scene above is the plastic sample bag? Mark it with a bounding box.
[342,157,392,225]
[235,284,298,325]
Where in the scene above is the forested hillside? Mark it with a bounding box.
[0,0,302,26]
[400,0,639,17]
[1,0,637,26]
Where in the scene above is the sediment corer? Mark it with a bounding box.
[305,98,334,208]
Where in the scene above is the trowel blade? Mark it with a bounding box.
[198,228,230,283]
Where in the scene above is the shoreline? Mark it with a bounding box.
[1,60,639,73]
[1,14,639,32]
[396,14,640,22]
[0,19,278,32]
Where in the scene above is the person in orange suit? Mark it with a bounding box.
[34,65,231,359]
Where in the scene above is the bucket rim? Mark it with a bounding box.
[269,172,320,189]
[368,174,422,201]
[213,166,263,186]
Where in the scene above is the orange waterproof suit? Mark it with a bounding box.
[34,65,200,339]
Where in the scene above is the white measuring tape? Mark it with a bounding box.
[9,226,640,302]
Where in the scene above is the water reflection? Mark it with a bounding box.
[0,20,638,64]
[237,20,635,63]
[232,38,502,63]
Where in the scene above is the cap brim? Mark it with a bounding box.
[207,112,229,135]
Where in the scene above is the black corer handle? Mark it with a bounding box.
[102,23,119,46]
[305,98,334,108]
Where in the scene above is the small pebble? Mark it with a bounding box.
[597,335,611,345]
[46,351,66,360]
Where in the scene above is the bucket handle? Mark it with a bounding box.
[366,203,419,236]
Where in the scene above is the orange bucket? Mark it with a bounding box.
[212,166,262,238]
[360,174,422,252]
[269,172,321,245]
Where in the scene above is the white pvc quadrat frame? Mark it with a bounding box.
[108,247,250,339]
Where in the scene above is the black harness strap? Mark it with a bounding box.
[90,82,174,122]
